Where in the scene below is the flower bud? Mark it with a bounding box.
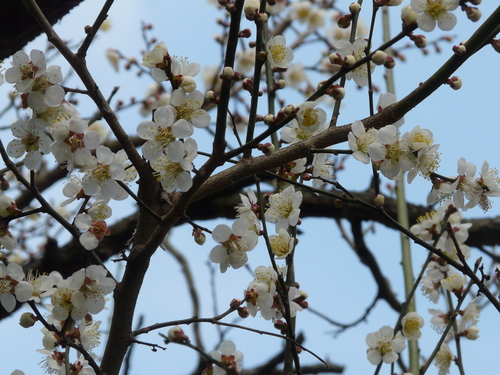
[0,195,21,217]
[257,12,269,23]
[19,312,37,328]
[329,53,343,65]
[0,175,9,191]
[401,5,418,27]
[326,84,346,100]
[263,114,275,125]
[220,66,235,80]
[452,43,467,56]
[205,90,219,104]
[466,7,481,22]
[465,326,480,340]
[372,50,387,65]
[283,105,296,116]
[374,194,385,207]
[244,0,259,19]
[384,56,396,69]
[349,2,361,14]
[192,229,206,246]
[447,76,462,90]
[411,34,427,48]
[167,326,189,343]
[337,14,352,29]
[343,55,356,68]
[334,199,344,208]
[238,29,252,38]
[242,77,254,93]
[225,2,237,12]
[491,39,500,54]
[276,79,286,90]
[237,306,249,318]
[257,142,275,156]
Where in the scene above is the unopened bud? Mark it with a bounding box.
[343,55,356,68]
[411,34,427,48]
[349,2,361,14]
[337,14,352,29]
[205,90,219,104]
[167,326,189,343]
[180,76,197,93]
[237,306,249,318]
[334,199,344,208]
[242,78,254,93]
[257,12,269,23]
[19,312,37,328]
[374,194,385,207]
[284,105,296,116]
[372,50,387,65]
[230,298,242,309]
[257,50,268,61]
[491,39,500,54]
[225,2,237,12]
[384,56,396,69]
[257,142,275,156]
[263,114,275,125]
[244,0,259,19]
[192,228,206,246]
[0,175,9,191]
[466,7,481,22]
[84,25,93,34]
[326,84,346,100]
[329,53,343,65]
[276,79,286,90]
[239,28,252,38]
[447,76,462,90]
[452,43,467,56]
[401,5,418,27]
[220,66,235,79]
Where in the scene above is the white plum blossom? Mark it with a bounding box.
[75,211,111,250]
[377,93,404,128]
[0,228,17,251]
[61,176,85,207]
[368,125,415,180]
[335,38,375,87]
[463,161,500,212]
[50,115,100,171]
[24,65,65,110]
[5,50,46,92]
[441,274,467,293]
[7,118,51,170]
[401,312,425,339]
[150,137,197,193]
[235,188,261,234]
[266,35,294,69]
[281,119,327,144]
[366,326,406,365]
[170,56,201,92]
[265,185,302,231]
[295,101,326,133]
[142,41,170,81]
[434,343,454,375]
[348,120,379,164]
[168,89,211,128]
[0,262,29,312]
[21,270,60,303]
[210,218,258,273]
[81,146,126,200]
[269,228,294,259]
[411,0,460,32]
[137,105,193,161]
[210,340,244,375]
[69,265,116,315]
[284,63,307,88]
[312,152,334,188]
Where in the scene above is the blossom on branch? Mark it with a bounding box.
[411,0,460,32]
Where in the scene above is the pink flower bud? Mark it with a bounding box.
[447,76,462,90]
[167,326,189,343]
[384,56,396,69]
[237,306,249,318]
[192,229,206,246]
[337,14,352,29]
[452,44,467,56]
[329,53,343,65]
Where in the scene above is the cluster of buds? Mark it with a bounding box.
[336,3,362,29]
[263,105,296,127]
[244,0,268,23]
[317,81,346,100]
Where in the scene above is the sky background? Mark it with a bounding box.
[1,1,500,375]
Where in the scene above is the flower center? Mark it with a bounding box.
[425,0,447,20]
[301,108,318,129]
[92,164,111,183]
[269,44,287,63]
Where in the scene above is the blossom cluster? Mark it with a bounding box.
[1,263,114,375]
